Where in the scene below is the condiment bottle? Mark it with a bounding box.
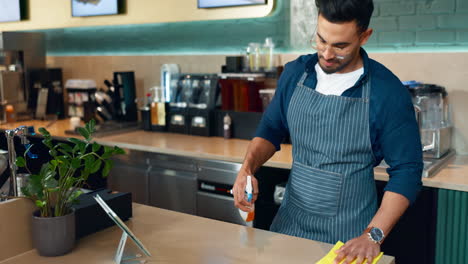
[6,104,16,123]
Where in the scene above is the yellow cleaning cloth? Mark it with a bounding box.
[316,241,384,264]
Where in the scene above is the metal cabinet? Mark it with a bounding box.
[148,154,197,214]
[196,159,245,224]
[107,149,150,205]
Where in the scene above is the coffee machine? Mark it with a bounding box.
[406,82,452,158]
[0,32,46,122]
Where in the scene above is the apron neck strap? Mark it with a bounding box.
[298,72,308,87]
[361,74,371,99]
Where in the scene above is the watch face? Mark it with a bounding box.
[370,228,384,242]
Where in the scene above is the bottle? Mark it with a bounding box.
[248,43,261,72]
[5,104,16,123]
[239,175,255,223]
[263,37,275,72]
[150,102,159,126]
[223,114,232,139]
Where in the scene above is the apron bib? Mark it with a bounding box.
[270,71,377,243]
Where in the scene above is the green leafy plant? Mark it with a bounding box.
[16,120,125,217]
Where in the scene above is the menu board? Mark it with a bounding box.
[72,0,120,17]
[0,0,21,22]
[198,0,266,8]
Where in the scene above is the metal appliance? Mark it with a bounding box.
[407,82,452,159]
[196,159,250,226]
[1,126,36,200]
[0,32,46,122]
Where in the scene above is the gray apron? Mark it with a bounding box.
[270,71,377,243]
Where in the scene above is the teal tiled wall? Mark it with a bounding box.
[34,0,468,56]
[40,0,290,56]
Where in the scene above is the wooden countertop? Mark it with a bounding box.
[2,119,468,192]
[0,203,395,264]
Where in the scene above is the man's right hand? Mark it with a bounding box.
[232,170,259,212]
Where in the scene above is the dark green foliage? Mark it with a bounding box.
[17,119,125,217]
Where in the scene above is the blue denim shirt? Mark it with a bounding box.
[255,49,423,204]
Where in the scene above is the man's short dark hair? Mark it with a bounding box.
[315,0,374,32]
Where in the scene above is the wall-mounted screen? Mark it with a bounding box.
[72,0,122,17]
[0,0,21,22]
[198,0,267,8]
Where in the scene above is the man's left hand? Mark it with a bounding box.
[332,234,380,264]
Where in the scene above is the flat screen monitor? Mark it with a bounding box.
[0,0,21,22]
[198,0,267,8]
[72,0,122,17]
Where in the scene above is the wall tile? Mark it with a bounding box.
[379,31,415,45]
[438,15,468,29]
[399,15,437,30]
[371,17,398,31]
[416,30,456,44]
[417,0,456,14]
[380,2,416,16]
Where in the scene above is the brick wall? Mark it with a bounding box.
[368,0,468,49]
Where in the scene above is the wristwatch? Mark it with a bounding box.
[365,227,385,245]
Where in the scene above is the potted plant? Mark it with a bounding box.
[15,120,125,256]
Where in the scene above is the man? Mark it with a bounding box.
[232,0,423,263]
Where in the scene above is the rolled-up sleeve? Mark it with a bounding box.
[380,83,423,204]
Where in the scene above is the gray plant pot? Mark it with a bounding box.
[31,209,76,257]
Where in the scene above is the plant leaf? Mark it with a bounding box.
[38,127,50,136]
[68,138,83,145]
[92,142,101,152]
[84,155,95,169]
[44,177,58,189]
[42,139,53,149]
[77,127,90,141]
[50,159,59,167]
[113,146,126,155]
[57,143,73,153]
[35,200,46,208]
[71,158,81,169]
[49,149,58,157]
[101,146,113,159]
[56,156,70,166]
[15,157,26,167]
[102,159,114,177]
[67,189,83,205]
[59,166,68,178]
[88,119,96,133]
[90,159,102,174]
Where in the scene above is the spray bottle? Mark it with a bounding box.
[239,175,255,223]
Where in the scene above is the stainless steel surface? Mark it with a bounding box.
[149,167,197,214]
[421,127,452,159]
[0,32,46,120]
[196,159,247,225]
[196,191,246,225]
[0,149,8,200]
[376,149,456,178]
[107,156,150,205]
[4,126,34,197]
[197,159,241,184]
[149,153,197,172]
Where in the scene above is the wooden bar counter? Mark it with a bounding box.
[0,203,395,264]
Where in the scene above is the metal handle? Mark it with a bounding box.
[415,106,435,152]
